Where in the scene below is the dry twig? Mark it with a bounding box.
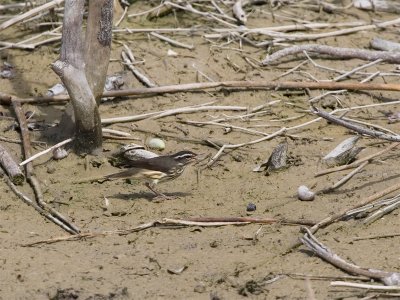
[21,216,312,247]
[313,107,400,142]
[2,80,400,105]
[263,44,400,65]
[12,101,79,234]
[301,228,400,285]
[0,0,64,31]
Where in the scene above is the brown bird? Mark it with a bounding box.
[105,150,198,199]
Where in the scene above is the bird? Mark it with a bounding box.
[104,150,198,200]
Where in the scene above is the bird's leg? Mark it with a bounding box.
[145,182,175,201]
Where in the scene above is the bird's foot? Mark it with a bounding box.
[152,194,177,202]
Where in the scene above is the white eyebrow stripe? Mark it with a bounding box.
[174,153,195,159]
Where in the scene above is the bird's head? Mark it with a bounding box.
[171,150,198,165]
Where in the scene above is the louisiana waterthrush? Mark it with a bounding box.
[105,150,198,199]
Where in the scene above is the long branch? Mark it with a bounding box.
[2,80,400,105]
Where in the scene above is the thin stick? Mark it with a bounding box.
[122,45,156,88]
[333,59,383,82]
[363,196,400,225]
[320,161,369,193]
[286,181,400,253]
[101,128,131,137]
[331,281,400,291]
[341,116,397,135]
[313,107,400,142]
[259,17,400,43]
[1,169,76,234]
[0,0,64,31]
[314,183,400,232]
[207,115,323,166]
[352,233,400,241]
[13,101,79,234]
[127,3,164,17]
[0,41,34,50]
[185,217,277,224]
[0,135,46,145]
[19,138,73,167]
[102,105,249,124]
[115,6,127,27]
[207,127,287,166]
[274,60,308,80]
[305,277,317,300]
[150,31,194,49]
[22,216,311,247]
[0,26,62,52]
[183,120,270,136]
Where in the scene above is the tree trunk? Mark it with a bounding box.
[51,0,113,154]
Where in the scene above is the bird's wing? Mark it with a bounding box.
[105,167,145,180]
[126,156,174,173]
[105,167,167,181]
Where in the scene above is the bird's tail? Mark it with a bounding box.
[104,168,143,180]
[72,168,142,184]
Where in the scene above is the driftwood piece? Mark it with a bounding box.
[301,228,400,286]
[0,144,24,185]
[262,44,400,65]
[322,136,362,168]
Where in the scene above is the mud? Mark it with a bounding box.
[1,2,400,299]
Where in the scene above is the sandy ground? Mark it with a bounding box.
[1,1,400,299]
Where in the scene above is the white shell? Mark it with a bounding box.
[297,185,315,201]
[53,147,68,160]
[147,138,165,150]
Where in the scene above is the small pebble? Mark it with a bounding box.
[46,165,56,174]
[246,203,257,212]
[209,240,219,248]
[194,283,206,293]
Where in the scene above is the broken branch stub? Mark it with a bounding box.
[51,0,113,154]
[0,144,24,185]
